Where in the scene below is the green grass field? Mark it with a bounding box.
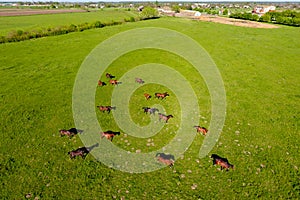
[0,13,299,199]
[0,9,138,36]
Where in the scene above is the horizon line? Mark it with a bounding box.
[1,0,299,2]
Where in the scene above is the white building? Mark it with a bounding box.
[253,5,276,15]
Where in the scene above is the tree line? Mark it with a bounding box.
[229,10,300,27]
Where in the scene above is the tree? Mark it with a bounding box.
[223,9,228,16]
[259,13,271,23]
[172,5,180,13]
[140,6,159,20]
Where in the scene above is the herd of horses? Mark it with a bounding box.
[60,72,234,171]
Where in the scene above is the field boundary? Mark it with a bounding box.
[0,9,87,16]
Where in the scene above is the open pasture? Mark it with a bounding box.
[0,14,299,199]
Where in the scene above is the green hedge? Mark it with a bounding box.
[229,10,300,27]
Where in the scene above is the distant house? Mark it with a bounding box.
[157,8,175,17]
[252,5,276,15]
[89,4,99,8]
[138,6,144,12]
[157,6,176,16]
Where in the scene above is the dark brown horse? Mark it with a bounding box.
[155,92,169,99]
[106,73,115,79]
[97,106,116,113]
[194,126,208,136]
[100,130,120,141]
[68,147,89,159]
[158,113,173,123]
[144,93,151,100]
[59,128,78,138]
[211,154,234,171]
[68,144,98,159]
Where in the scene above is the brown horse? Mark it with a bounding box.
[97,106,116,113]
[68,147,89,159]
[158,113,173,123]
[144,93,151,100]
[97,80,107,87]
[211,154,234,171]
[156,153,174,167]
[194,126,208,136]
[155,92,169,99]
[59,128,78,138]
[135,78,144,84]
[109,79,121,86]
[106,73,115,79]
[100,131,120,141]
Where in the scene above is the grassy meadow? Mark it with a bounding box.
[0,10,299,199]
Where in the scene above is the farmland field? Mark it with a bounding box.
[0,9,138,36]
[0,11,299,199]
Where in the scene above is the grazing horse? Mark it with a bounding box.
[156,153,174,167]
[143,107,159,115]
[155,92,169,99]
[97,106,116,113]
[106,73,115,79]
[144,93,151,100]
[68,147,89,159]
[100,131,120,141]
[143,107,151,113]
[59,128,78,138]
[135,78,144,84]
[194,126,208,136]
[97,80,107,87]
[211,154,234,171]
[109,79,120,86]
[158,113,173,123]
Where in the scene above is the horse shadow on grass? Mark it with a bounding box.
[156,153,175,160]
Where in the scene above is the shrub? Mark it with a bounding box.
[93,21,104,28]
[16,30,23,36]
[0,36,7,43]
[140,6,159,20]
[77,22,90,32]
[259,13,271,23]
[69,24,77,32]
[223,9,228,16]
[130,17,136,22]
